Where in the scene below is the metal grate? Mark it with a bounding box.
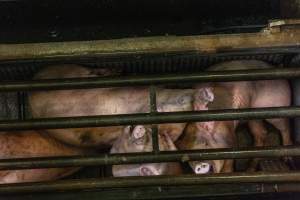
[1,21,300,199]
[0,62,300,194]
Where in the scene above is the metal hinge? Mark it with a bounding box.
[265,19,300,33]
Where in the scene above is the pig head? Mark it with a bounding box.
[177,86,236,174]
[177,122,236,174]
[111,125,182,177]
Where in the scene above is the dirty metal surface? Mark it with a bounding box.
[0,20,299,64]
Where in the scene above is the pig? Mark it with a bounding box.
[28,64,195,148]
[111,125,182,176]
[177,122,236,174]
[0,130,85,184]
[178,60,292,173]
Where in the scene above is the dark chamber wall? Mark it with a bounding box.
[0,0,280,43]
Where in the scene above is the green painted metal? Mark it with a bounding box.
[150,86,159,153]
[0,107,299,131]
[0,146,298,170]
[1,172,300,194]
[0,68,299,92]
[2,183,293,200]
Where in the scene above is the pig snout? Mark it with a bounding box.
[132,125,146,139]
[139,165,162,176]
[111,125,182,177]
[191,162,212,174]
[193,87,214,111]
[198,88,214,102]
[190,160,224,174]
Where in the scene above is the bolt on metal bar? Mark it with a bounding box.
[0,106,299,131]
[1,171,300,194]
[0,68,300,92]
[0,146,298,170]
[150,86,159,153]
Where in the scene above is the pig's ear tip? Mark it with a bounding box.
[124,126,132,133]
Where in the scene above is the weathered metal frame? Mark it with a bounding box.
[3,183,297,200]
[0,67,300,92]
[1,20,300,197]
[0,146,298,170]
[1,171,300,194]
[0,106,299,131]
[0,20,300,63]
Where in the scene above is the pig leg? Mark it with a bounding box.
[266,118,294,166]
[248,120,268,147]
[266,118,292,146]
[221,160,234,173]
[247,120,268,172]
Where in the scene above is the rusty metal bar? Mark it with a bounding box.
[1,171,300,194]
[0,68,299,92]
[0,106,299,131]
[0,146,298,170]
[0,23,300,62]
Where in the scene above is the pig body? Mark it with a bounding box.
[0,131,84,184]
[29,65,194,148]
[111,125,182,176]
[178,60,292,173]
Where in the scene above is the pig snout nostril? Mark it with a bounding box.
[133,126,146,139]
[195,163,211,174]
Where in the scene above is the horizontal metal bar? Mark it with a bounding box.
[4,183,299,200]
[0,146,298,170]
[0,106,299,131]
[0,68,300,92]
[2,171,300,194]
[0,24,300,62]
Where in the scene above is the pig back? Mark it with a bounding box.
[207,60,272,71]
[29,65,196,147]
[206,60,277,109]
[0,131,85,184]
[209,60,290,109]
[29,65,150,148]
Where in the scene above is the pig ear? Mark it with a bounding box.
[194,88,214,110]
[213,160,225,173]
[139,166,157,176]
[195,121,215,133]
[124,126,132,135]
[159,132,177,151]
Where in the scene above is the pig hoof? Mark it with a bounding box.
[194,163,211,174]
[133,126,146,139]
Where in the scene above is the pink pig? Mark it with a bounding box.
[178,60,292,173]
